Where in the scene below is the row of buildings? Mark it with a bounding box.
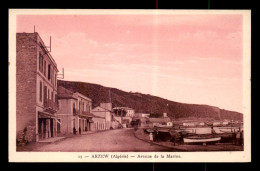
[16,32,136,143]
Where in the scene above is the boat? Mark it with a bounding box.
[183,135,221,143]
[143,128,154,134]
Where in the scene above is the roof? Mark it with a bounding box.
[58,86,77,99]
[113,107,134,110]
[58,86,92,101]
[74,92,92,102]
[78,112,105,119]
[149,117,172,123]
[92,106,113,113]
[89,113,105,119]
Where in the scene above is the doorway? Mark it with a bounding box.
[50,119,54,137]
[38,118,47,140]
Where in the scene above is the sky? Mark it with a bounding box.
[17,14,243,113]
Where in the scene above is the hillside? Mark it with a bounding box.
[57,80,243,121]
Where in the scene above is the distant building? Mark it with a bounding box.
[213,121,221,126]
[92,103,113,130]
[113,107,135,127]
[222,121,229,125]
[138,117,152,128]
[199,122,205,126]
[166,122,173,126]
[113,107,135,117]
[183,122,196,127]
[135,113,150,118]
[16,32,59,142]
[57,86,99,134]
[149,117,172,127]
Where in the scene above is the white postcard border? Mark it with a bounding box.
[8,9,251,163]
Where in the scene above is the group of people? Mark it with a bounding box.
[148,129,184,146]
[232,128,244,146]
[170,131,184,146]
[73,127,81,135]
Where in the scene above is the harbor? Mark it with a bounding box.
[132,116,244,151]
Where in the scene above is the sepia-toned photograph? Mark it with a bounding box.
[8,9,251,162]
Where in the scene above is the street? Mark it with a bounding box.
[31,128,171,152]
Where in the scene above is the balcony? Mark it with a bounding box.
[44,99,58,114]
[73,108,91,117]
[81,110,91,116]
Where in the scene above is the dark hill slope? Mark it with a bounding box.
[57,80,243,121]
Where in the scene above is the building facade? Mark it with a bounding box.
[16,32,59,143]
[92,103,113,130]
[113,107,135,117]
[135,113,150,118]
[57,86,96,134]
[112,107,135,127]
[149,117,172,127]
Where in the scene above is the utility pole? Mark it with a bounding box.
[109,89,111,103]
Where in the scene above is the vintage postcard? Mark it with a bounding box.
[8,9,251,162]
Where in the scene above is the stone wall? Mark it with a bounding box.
[16,33,38,141]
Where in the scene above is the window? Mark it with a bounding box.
[48,64,51,80]
[54,73,56,87]
[39,81,42,102]
[51,91,53,101]
[43,61,46,76]
[39,52,43,73]
[44,86,47,103]
[73,103,76,114]
[50,66,53,83]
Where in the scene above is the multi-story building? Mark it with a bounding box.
[113,107,135,117]
[16,32,59,142]
[112,107,135,127]
[57,86,99,134]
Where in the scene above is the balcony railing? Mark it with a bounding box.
[73,108,91,116]
[44,99,58,113]
[82,110,91,116]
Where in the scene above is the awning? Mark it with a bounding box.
[87,118,94,123]
[38,111,56,119]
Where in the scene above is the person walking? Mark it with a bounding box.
[232,131,236,145]
[174,132,180,146]
[211,126,216,134]
[236,129,241,145]
[73,127,77,135]
[155,130,159,142]
[179,132,184,145]
[240,130,244,146]
[149,132,153,146]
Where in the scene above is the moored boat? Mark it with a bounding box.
[184,135,221,143]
